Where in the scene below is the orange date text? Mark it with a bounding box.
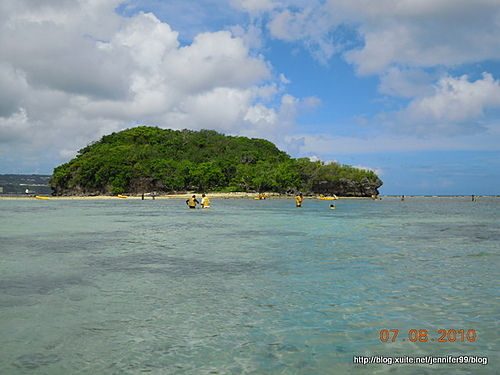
[379,329,477,343]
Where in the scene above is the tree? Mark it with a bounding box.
[50,126,382,196]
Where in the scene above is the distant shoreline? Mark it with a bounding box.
[0,192,278,200]
[1,193,302,200]
[0,194,497,200]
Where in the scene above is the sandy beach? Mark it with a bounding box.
[0,193,372,200]
[0,192,291,200]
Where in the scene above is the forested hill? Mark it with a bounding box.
[50,126,382,196]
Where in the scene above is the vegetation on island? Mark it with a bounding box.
[50,126,382,196]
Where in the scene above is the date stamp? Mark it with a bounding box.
[379,329,477,342]
[352,329,488,366]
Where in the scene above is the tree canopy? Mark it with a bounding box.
[50,126,382,196]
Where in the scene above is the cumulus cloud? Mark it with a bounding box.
[341,0,500,75]
[123,0,245,42]
[2,0,499,178]
[257,1,500,152]
[0,0,127,98]
[165,30,270,93]
[381,73,500,136]
[0,0,307,173]
[242,0,500,74]
[267,4,342,63]
[232,0,500,143]
[281,72,500,160]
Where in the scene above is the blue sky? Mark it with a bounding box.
[1,0,499,195]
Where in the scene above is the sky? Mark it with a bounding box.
[1,0,499,195]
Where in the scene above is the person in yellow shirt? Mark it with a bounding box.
[201,194,210,209]
[295,193,303,207]
[186,195,199,209]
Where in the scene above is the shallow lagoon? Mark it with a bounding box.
[0,197,498,374]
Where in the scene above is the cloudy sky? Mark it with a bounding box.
[1,0,499,195]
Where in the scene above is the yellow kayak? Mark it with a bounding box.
[318,196,338,200]
[35,196,51,200]
[117,195,128,198]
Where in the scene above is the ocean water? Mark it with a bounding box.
[0,196,498,374]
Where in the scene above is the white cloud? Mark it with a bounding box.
[339,0,500,74]
[243,0,500,74]
[0,0,127,99]
[267,4,340,63]
[165,30,270,94]
[230,24,264,49]
[279,73,291,85]
[0,108,31,143]
[0,64,30,118]
[124,0,244,42]
[352,164,384,176]
[231,0,500,153]
[111,12,180,69]
[382,73,500,136]
[0,0,308,172]
[244,104,278,130]
[1,0,499,181]
[230,0,282,14]
[268,9,303,41]
[169,87,254,131]
[378,67,436,98]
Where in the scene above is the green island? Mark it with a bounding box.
[50,126,382,196]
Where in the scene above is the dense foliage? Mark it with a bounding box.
[50,126,382,195]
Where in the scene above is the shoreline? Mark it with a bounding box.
[0,192,280,200]
[0,193,496,200]
[0,192,370,200]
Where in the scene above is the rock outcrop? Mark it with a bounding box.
[312,177,383,197]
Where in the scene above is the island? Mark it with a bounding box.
[50,126,382,197]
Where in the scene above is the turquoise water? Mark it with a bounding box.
[0,197,498,374]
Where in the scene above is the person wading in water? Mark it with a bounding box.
[186,195,199,209]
